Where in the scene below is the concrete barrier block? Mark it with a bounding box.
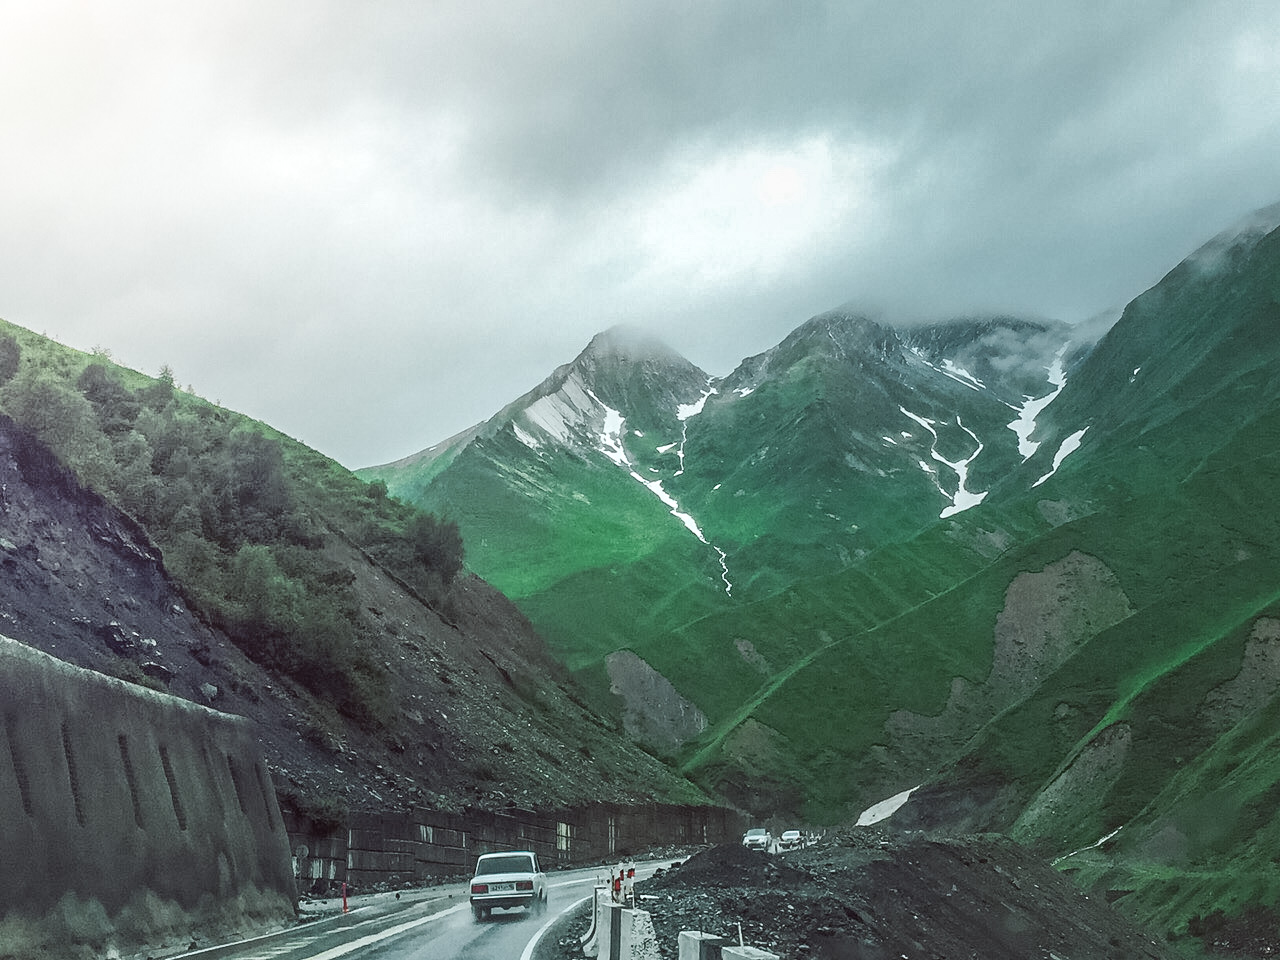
[581,886,609,954]
[678,930,727,960]
[721,947,779,960]
[597,901,624,960]
[618,907,660,960]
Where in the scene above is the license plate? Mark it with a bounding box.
[489,882,515,892]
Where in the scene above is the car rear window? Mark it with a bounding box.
[476,854,534,875]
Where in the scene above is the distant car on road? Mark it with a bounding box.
[779,829,803,850]
[469,851,547,920]
[742,827,772,851]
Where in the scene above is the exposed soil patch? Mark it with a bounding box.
[886,551,1133,763]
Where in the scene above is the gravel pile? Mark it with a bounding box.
[544,830,1179,959]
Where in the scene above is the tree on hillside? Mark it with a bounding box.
[408,511,465,585]
[1,369,104,462]
[140,364,176,410]
[77,362,141,436]
[230,543,305,635]
[197,429,293,546]
[0,333,19,386]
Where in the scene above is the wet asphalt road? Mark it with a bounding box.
[187,861,665,960]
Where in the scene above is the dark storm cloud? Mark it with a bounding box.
[2,2,1279,466]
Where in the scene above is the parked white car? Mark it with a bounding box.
[779,829,803,850]
[742,827,772,851]
[469,851,547,920]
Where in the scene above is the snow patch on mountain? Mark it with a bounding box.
[900,408,989,518]
[674,385,717,477]
[598,404,630,467]
[1033,427,1088,487]
[520,372,598,444]
[857,785,920,826]
[1008,347,1069,460]
[673,386,732,593]
[513,423,541,450]
[1054,826,1123,866]
[636,473,708,539]
[589,387,733,595]
[907,347,986,393]
[677,387,715,421]
[941,359,985,391]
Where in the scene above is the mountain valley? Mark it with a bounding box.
[1,201,1279,951]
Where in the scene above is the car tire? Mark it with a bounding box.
[473,905,488,922]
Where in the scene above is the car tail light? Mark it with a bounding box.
[471,883,488,894]
[516,880,533,891]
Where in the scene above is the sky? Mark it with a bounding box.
[3,2,1280,468]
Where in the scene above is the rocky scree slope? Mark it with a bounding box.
[549,833,1189,960]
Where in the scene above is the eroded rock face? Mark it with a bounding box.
[1202,617,1280,732]
[887,551,1134,755]
[0,413,226,705]
[992,551,1135,699]
[606,649,707,754]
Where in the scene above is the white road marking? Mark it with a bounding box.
[299,903,471,960]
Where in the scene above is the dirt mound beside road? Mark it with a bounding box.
[646,841,814,891]
[619,830,1177,959]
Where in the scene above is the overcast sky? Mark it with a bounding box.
[3,2,1279,467]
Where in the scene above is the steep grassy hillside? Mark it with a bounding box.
[890,403,1280,939]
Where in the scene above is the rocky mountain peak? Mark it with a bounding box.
[547,325,710,419]
[579,324,685,364]
[797,310,898,351]
[1183,199,1280,275]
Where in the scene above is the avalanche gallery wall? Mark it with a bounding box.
[0,634,295,960]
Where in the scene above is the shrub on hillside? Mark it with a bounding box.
[0,325,463,730]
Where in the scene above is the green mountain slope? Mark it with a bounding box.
[365,313,1073,753]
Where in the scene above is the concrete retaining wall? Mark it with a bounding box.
[0,635,295,959]
[287,801,744,891]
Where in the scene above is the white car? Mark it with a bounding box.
[469,851,547,920]
[742,827,772,851]
[779,829,803,850]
